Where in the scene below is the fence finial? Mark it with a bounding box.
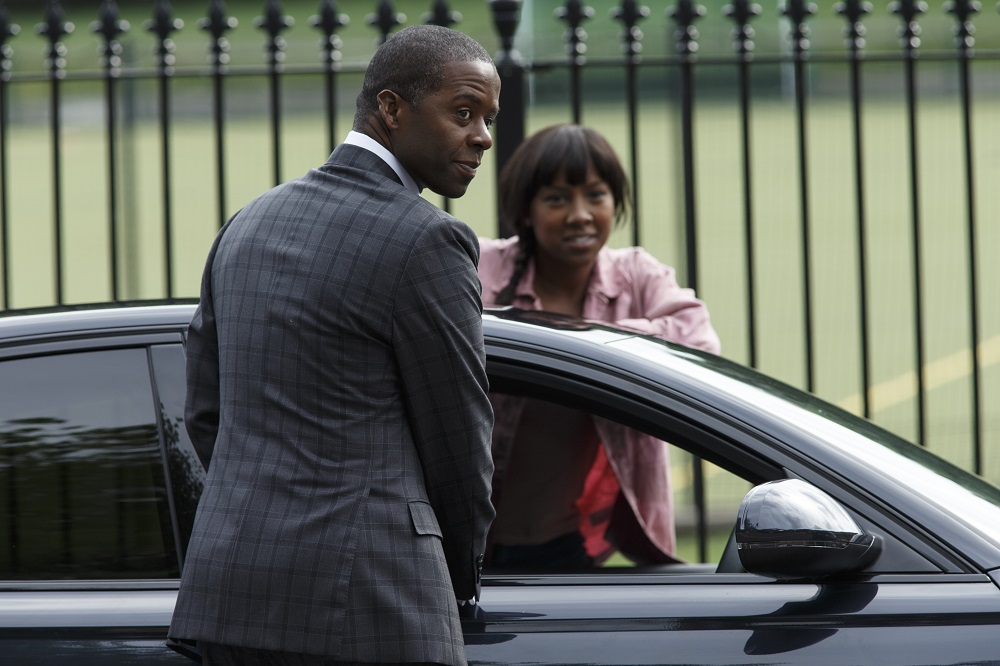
[147,0,183,70]
[367,0,405,45]
[36,0,74,75]
[256,0,294,67]
[780,0,817,54]
[945,0,981,52]
[612,0,650,62]
[424,0,461,28]
[889,0,927,50]
[668,0,706,57]
[201,0,238,68]
[91,1,130,71]
[312,0,349,53]
[723,0,761,57]
[835,0,872,52]
[489,0,522,64]
[0,3,19,80]
[556,0,594,66]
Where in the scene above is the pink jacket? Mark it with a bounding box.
[479,236,721,562]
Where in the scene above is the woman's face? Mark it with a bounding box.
[527,165,614,271]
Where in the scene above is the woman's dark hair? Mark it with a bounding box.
[494,124,632,305]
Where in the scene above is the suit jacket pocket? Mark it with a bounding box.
[408,500,443,538]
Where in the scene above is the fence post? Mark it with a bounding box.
[724,0,760,370]
[612,0,649,246]
[37,0,73,306]
[780,0,816,394]
[668,0,707,563]
[201,0,237,230]
[0,3,17,311]
[488,0,525,237]
[92,1,129,303]
[256,0,293,188]
[946,0,983,473]
[836,0,872,417]
[311,1,349,156]
[147,0,183,300]
[423,0,465,215]
[556,0,593,125]
[668,0,703,292]
[889,0,927,446]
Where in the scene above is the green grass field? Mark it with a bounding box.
[2,1,1000,562]
[4,92,999,487]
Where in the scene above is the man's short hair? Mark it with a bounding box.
[355,25,494,123]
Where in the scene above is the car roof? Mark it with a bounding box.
[0,301,198,344]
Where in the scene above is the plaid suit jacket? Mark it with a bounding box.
[169,144,495,664]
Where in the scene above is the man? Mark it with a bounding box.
[168,25,499,666]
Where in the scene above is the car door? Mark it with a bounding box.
[0,332,192,664]
[467,349,1000,665]
[466,570,1000,665]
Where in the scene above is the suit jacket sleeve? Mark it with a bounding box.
[392,217,495,601]
[184,225,227,470]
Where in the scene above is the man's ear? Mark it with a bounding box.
[376,90,404,130]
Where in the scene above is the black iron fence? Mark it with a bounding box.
[1,0,999,558]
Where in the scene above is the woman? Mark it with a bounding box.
[479,124,720,569]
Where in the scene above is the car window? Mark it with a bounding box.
[484,382,938,576]
[486,390,752,571]
[150,344,205,563]
[667,449,752,563]
[0,348,179,580]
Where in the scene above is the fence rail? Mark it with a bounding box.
[1,0,999,559]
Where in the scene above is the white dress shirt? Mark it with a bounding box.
[343,130,421,194]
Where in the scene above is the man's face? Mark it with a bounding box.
[389,61,501,199]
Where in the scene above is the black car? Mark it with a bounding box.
[2,303,1000,665]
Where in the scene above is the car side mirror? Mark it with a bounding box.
[735,479,882,580]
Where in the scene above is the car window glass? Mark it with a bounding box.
[667,449,752,563]
[150,344,205,563]
[486,390,752,571]
[0,348,179,580]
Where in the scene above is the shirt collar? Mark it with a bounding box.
[504,242,622,306]
[586,248,622,301]
[343,131,421,195]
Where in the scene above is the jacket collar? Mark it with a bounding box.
[342,131,420,194]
